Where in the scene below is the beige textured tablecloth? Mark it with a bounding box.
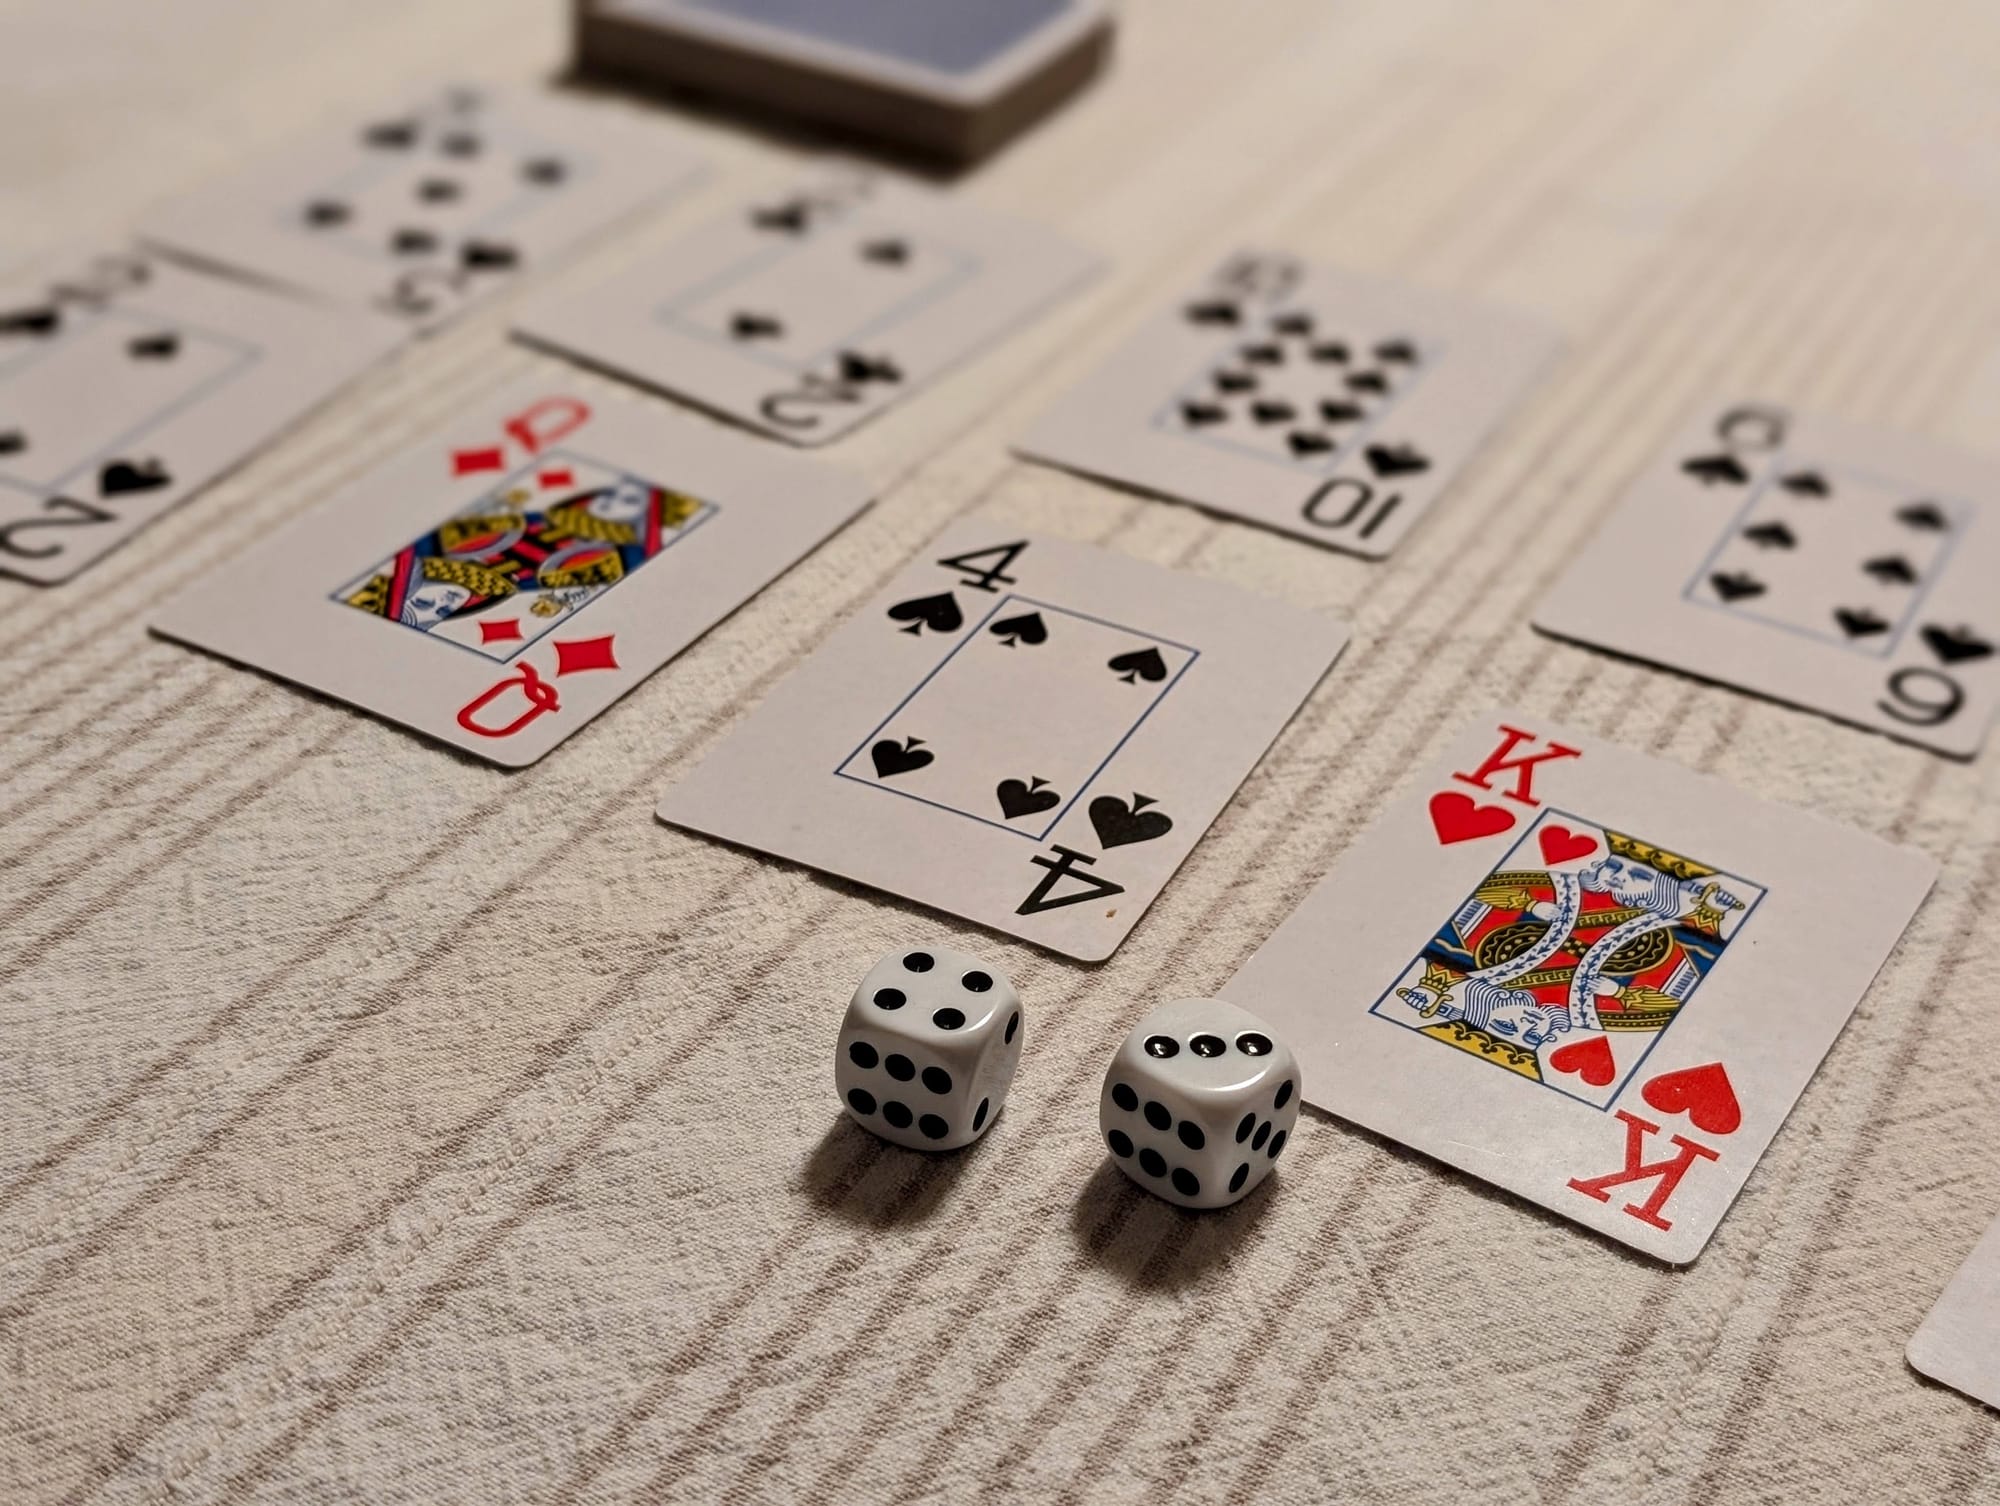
[5,2,2000,1501]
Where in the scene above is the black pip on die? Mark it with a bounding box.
[837,945,1023,1150]
[1099,999,1301,1209]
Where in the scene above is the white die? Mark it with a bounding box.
[836,944,1023,1151]
[1098,998,1301,1209]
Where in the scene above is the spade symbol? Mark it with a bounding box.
[1364,443,1430,479]
[870,737,934,778]
[303,199,352,229]
[459,240,519,272]
[1779,470,1829,497]
[1897,501,1949,531]
[1834,607,1889,639]
[1288,431,1333,457]
[1309,341,1350,363]
[1318,399,1364,424]
[1682,453,1749,486]
[127,332,180,361]
[1250,399,1295,426]
[886,592,963,635]
[1742,520,1795,549]
[1089,793,1174,849]
[1709,570,1765,602]
[1107,646,1168,684]
[521,156,567,186]
[1863,555,1916,585]
[1213,370,1255,394]
[996,777,1062,820]
[1240,342,1283,366]
[362,119,419,150]
[837,351,902,385]
[99,458,171,496]
[1920,623,1993,665]
[0,429,24,457]
[1184,300,1240,327]
[1375,337,1418,363]
[1346,370,1389,395]
[862,238,909,266]
[1271,311,1314,337]
[0,304,61,337]
[752,199,812,234]
[1180,401,1227,428]
[988,611,1048,647]
[393,227,440,256]
[731,311,783,341]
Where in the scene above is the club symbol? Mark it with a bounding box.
[1107,646,1168,684]
[1271,310,1314,337]
[1708,570,1765,602]
[362,119,419,150]
[1288,431,1333,457]
[99,458,171,496]
[988,611,1048,647]
[870,736,934,778]
[1863,555,1917,585]
[752,199,813,234]
[393,226,440,256]
[837,350,902,385]
[1346,370,1389,395]
[1374,337,1419,364]
[1089,793,1173,848]
[1897,501,1949,531]
[996,777,1062,820]
[1363,442,1430,479]
[1213,369,1255,393]
[126,332,179,360]
[1184,300,1240,327]
[417,176,461,204]
[0,429,24,457]
[731,311,783,341]
[1920,623,1993,665]
[1250,399,1295,426]
[459,239,519,272]
[1741,521,1795,549]
[303,199,351,229]
[861,238,909,266]
[1318,399,1364,424]
[1682,453,1749,486]
[1180,400,1227,427]
[886,592,963,635]
[1834,606,1889,639]
[1240,342,1284,366]
[439,130,482,159]
[1779,470,1829,497]
[1309,340,1350,363]
[521,156,566,186]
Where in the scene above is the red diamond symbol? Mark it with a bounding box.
[452,446,505,475]
[538,466,575,490]
[553,634,618,676]
[478,618,524,645]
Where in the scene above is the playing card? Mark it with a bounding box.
[514,168,1100,445]
[149,375,871,765]
[0,248,402,585]
[656,526,1347,959]
[139,83,706,333]
[1910,1212,2000,1410]
[1014,250,1560,557]
[1224,713,1936,1263]
[1535,401,2000,758]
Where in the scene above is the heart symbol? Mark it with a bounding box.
[1271,311,1313,336]
[1346,370,1389,395]
[521,156,567,186]
[1288,431,1332,457]
[1681,453,1749,486]
[1180,401,1226,427]
[1364,442,1429,478]
[1921,623,1993,665]
[1538,824,1597,865]
[303,199,351,229]
[459,239,519,272]
[0,429,24,457]
[1375,338,1418,364]
[1250,399,1295,426]
[996,777,1061,820]
[753,199,811,233]
[886,593,962,635]
[0,303,61,336]
[1640,1062,1741,1137]
[1834,607,1888,639]
[392,227,440,256]
[1427,790,1515,845]
[988,611,1047,647]
[127,332,179,360]
[1214,370,1255,393]
[362,119,419,149]
[1549,1035,1616,1088]
[1897,501,1948,531]
[99,458,171,496]
[1183,300,1239,326]
[1089,794,1173,848]
[1709,570,1765,603]
[1779,470,1829,497]
[837,350,901,385]
[870,737,933,778]
[1107,647,1168,684]
[862,238,908,265]
[731,311,782,340]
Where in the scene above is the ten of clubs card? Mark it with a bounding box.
[1536,401,2000,758]
[149,376,872,765]
[1910,1213,2000,1411]
[516,168,1099,445]
[139,83,706,332]
[1016,250,1560,557]
[0,248,401,585]
[657,525,1349,960]
[1224,713,1936,1263]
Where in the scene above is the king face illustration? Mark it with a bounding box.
[1370,812,1765,1107]
[332,451,713,660]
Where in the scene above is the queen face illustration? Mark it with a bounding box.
[583,477,652,526]
[401,578,474,629]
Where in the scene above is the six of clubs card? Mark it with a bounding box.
[1016,250,1560,557]
[149,376,872,765]
[1536,401,2000,758]
[657,525,1349,960]
[516,168,1100,445]
[139,83,706,332]
[1224,713,1936,1263]
[0,249,401,584]
[1909,1213,2000,1410]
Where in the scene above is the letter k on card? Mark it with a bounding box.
[1227,708,1938,1263]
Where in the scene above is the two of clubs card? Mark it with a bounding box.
[139,83,708,332]
[1225,713,1937,1263]
[1017,249,1561,557]
[1537,401,2000,758]
[516,167,1100,445]
[1910,1213,2000,1411]
[149,377,872,765]
[658,524,1350,960]
[0,248,401,584]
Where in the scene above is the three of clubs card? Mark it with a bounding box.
[1225,714,1936,1263]
[1536,402,2000,758]
[1016,250,1560,557]
[516,169,1100,445]
[0,249,401,584]
[139,83,706,332]
[1910,1214,2000,1411]
[149,376,872,765]
[657,525,1349,960]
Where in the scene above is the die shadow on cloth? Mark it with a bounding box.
[1066,1159,1279,1293]
[798,1114,983,1229]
